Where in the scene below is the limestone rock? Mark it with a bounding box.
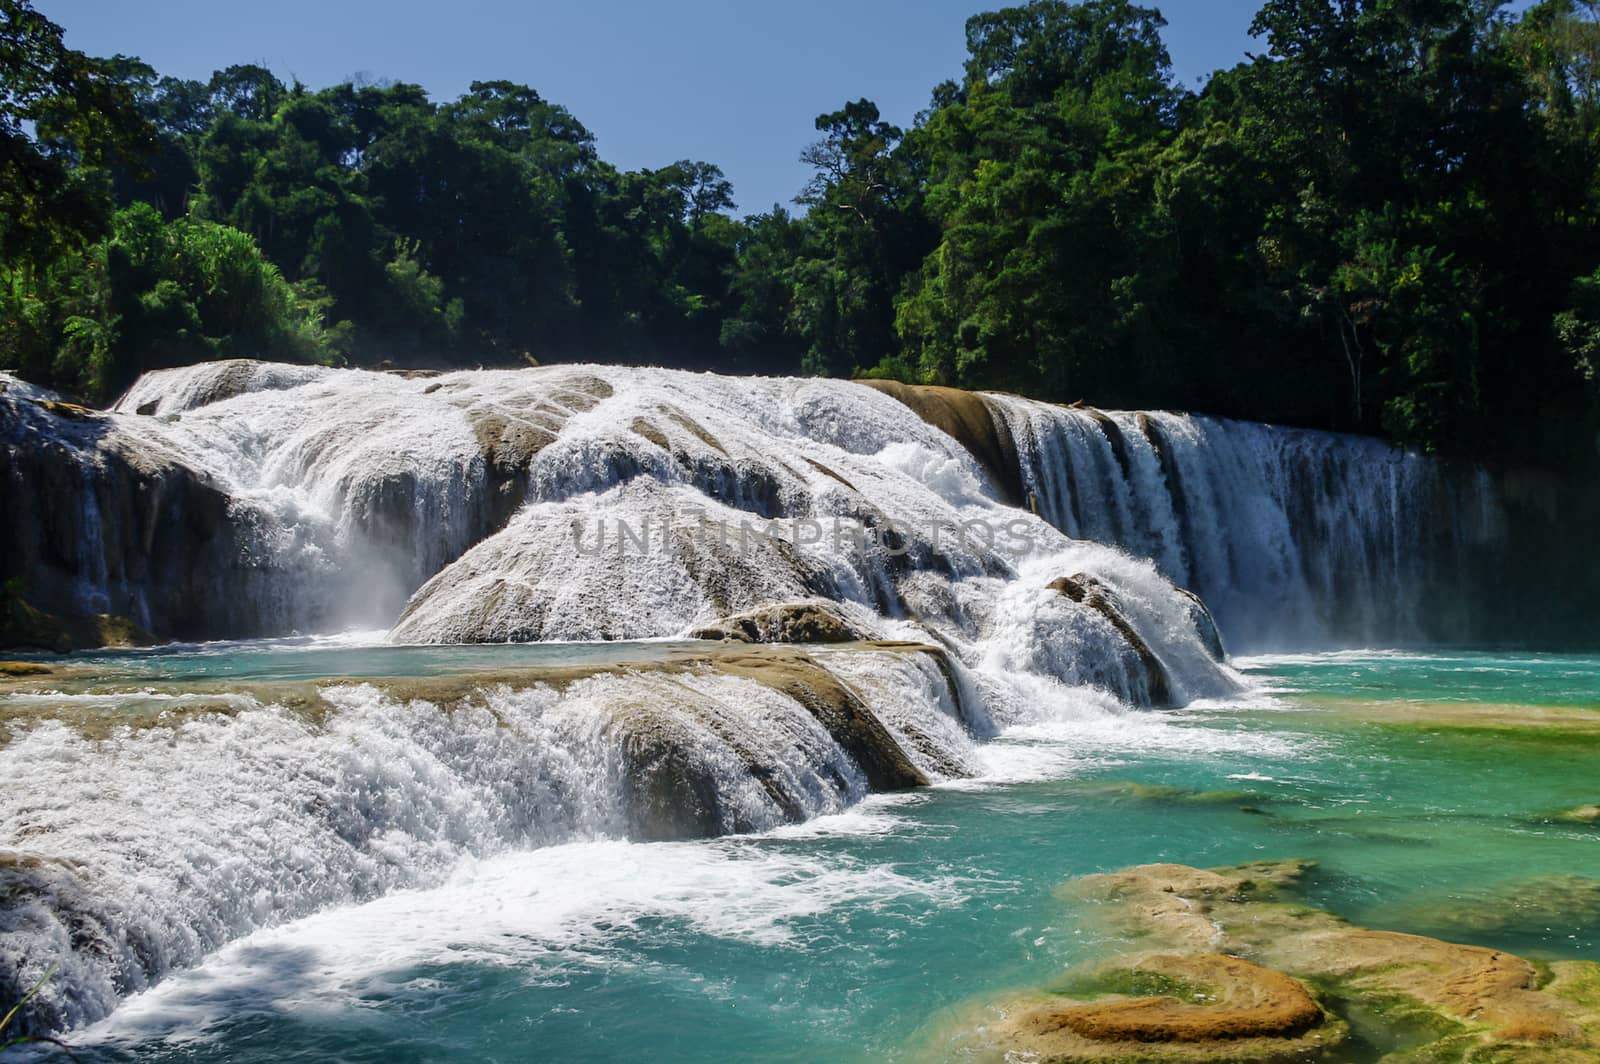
[969,860,1600,1061]
[1044,954,1325,1044]
[1049,574,1174,707]
[856,378,1024,505]
[689,600,872,644]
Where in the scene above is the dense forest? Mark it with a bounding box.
[4,0,1600,468]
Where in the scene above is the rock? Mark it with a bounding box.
[856,379,1025,505]
[1174,587,1227,661]
[1372,873,1600,938]
[714,648,931,791]
[631,404,728,457]
[2,387,254,641]
[34,399,97,420]
[1049,574,1173,707]
[0,661,51,676]
[199,644,935,837]
[1027,860,1600,1059]
[1039,953,1327,1043]
[1059,780,1266,808]
[111,359,332,416]
[1552,804,1600,824]
[0,593,158,652]
[459,375,615,527]
[689,601,871,644]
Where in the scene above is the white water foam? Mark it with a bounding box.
[76,834,970,1048]
[989,397,1507,649]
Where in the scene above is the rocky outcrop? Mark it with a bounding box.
[712,648,932,792]
[690,600,872,644]
[856,379,1025,505]
[0,392,242,644]
[0,593,156,653]
[460,373,613,528]
[617,648,934,838]
[1173,587,1226,661]
[1042,953,1327,1043]
[1049,574,1174,707]
[115,358,326,416]
[944,859,1600,1061]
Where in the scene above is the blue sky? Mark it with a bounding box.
[45,1,1293,211]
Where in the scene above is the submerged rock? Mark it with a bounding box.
[1058,780,1267,808]
[938,859,1600,1061]
[1372,873,1600,939]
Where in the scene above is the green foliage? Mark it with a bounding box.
[4,0,1600,467]
[0,962,73,1057]
[1,0,153,269]
[878,0,1600,465]
[2,203,338,396]
[1555,266,1600,406]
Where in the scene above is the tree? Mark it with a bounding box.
[1,202,339,395]
[0,0,153,269]
[893,0,1180,397]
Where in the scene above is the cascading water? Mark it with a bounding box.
[0,645,978,1032]
[988,397,1508,649]
[0,359,1530,1038]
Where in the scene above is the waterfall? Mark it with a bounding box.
[0,646,977,1033]
[0,360,1541,1035]
[3,358,1528,654]
[4,362,1238,699]
[987,398,1509,650]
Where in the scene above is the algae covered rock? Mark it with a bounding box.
[1550,804,1600,825]
[1,592,158,652]
[937,859,1600,1062]
[1371,872,1600,939]
[979,953,1340,1061]
[689,600,872,644]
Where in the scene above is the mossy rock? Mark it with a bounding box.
[689,600,871,644]
[0,594,158,652]
[1548,804,1600,825]
[945,861,1600,1062]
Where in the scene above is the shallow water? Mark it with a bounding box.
[5,632,697,685]
[12,647,1600,1062]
